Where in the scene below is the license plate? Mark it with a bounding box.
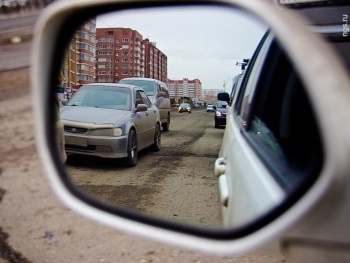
[65,136,88,147]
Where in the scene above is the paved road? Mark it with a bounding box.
[0,10,297,263]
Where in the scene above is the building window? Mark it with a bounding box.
[98,44,113,49]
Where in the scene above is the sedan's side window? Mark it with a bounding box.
[235,34,323,191]
[235,33,273,126]
[139,91,152,107]
[135,91,143,107]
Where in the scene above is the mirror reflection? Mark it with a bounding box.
[55,6,267,228]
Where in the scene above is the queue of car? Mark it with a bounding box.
[59,76,229,167]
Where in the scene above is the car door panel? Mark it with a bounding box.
[218,109,285,228]
[134,90,149,150]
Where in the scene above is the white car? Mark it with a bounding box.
[31,1,350,262]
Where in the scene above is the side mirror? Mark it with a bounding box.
[217,92,230,103]
[31,0,350,260]
[157,91,166,98]
[136,103,147,112]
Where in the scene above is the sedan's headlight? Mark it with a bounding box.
[90,128,123,137]
[215,111,222,117]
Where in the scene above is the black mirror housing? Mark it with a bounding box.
[217,92,230,103]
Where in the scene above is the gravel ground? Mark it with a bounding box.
[0,71,298,262]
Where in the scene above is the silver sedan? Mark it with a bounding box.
[60,83,161,166]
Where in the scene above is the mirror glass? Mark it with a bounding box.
[55,5,268,229]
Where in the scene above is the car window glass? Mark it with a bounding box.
[236,33,273,126]
[135,91,143,107]
[68,86,131,111]
[229,74,241,106]
[140,90,152,107]
[216,101,228,108]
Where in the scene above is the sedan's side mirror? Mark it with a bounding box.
[136,103,147,112]
[217,92,230,103]
[157,91,166,98]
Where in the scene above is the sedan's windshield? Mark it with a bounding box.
[216,101,228,108]
[68,86,131,111]
[119,80,156,96]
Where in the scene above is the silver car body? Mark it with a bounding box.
[60,83,160,159]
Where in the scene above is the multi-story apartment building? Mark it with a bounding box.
[59,26,167,88]
[167,78,202,100]
[96,28,167,83]
[77,19,96,85]
[60,19,96,88]
[144,38,167,82]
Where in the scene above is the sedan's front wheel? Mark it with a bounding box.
[125,129,138,167]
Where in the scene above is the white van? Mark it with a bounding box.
[119,78,171,131]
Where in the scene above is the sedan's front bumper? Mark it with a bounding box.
[64,133,128,158]
[215,115,226,126]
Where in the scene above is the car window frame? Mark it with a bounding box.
[233,31,323,192]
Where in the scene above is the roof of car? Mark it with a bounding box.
[83,83,141,90]
[120,77,162,83]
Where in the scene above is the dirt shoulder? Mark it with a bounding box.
[0,68,29,92]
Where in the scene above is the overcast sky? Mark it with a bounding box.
[96,6,267,91]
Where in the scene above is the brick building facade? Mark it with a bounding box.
[96,28,167,83]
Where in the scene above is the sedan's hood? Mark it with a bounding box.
[60,106,130,125]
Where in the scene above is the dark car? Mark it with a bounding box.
[178,103,191,113]
[214,100,228,128]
